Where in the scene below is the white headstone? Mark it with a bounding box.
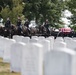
[68,40,76,50]
[64,37,74,49]
[10,42,26,72]
[0,37,5,57]
[13,35,24,42]
[38,39,50,54]
[55,37,64,42]
[30,38,38,43]
[72,38,76,40]
[72,40,76,51]
[38,36,45,40]
[21,43,43,75]
[3,39,16,63]
[44,48,76,75]
[64,37,72,43]
[46,37,54,50]
[0,38,9,58]
[53,41,66,49]
[32,36,38,38]
[22,37,30,43]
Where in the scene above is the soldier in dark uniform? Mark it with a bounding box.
[5,17,11,28]
[44,19,50,29]
[4,17,11,37]
[24,19,30,35]
[24,19,30,28]
[16,16,22,35]
[44,19,50,35]
[17,17,22,27]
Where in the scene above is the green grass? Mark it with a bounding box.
[0,58,20,75]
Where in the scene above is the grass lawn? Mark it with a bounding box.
[0,58,20,75]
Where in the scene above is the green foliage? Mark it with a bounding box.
[0,7,11,22]
[0,0,12,10]
[67,0,76,25]
[11,4,24,24]
[69,24,76,32]
[0,0,66,27]
[0,0,24,24]
[23,0,65,27]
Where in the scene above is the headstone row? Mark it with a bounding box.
[1,36,76,75]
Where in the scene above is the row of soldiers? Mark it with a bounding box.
[1,16,50,32]
[5,17,30,28]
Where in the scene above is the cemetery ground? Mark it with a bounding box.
[0,58,20,75]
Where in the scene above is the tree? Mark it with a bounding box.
[23,0,66,27]
[0,0,24,24]
[67,0,76,25]
[11,4,24,24]
[0,0,12,11]
[0,0,66,27]
[0,7,11,22]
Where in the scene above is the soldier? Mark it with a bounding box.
[16,16,22,35]
[44,19,50,35]
[5,17,11,28]
[24,19,30,28]
[17,16,22,27]
[44,19,50,29]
